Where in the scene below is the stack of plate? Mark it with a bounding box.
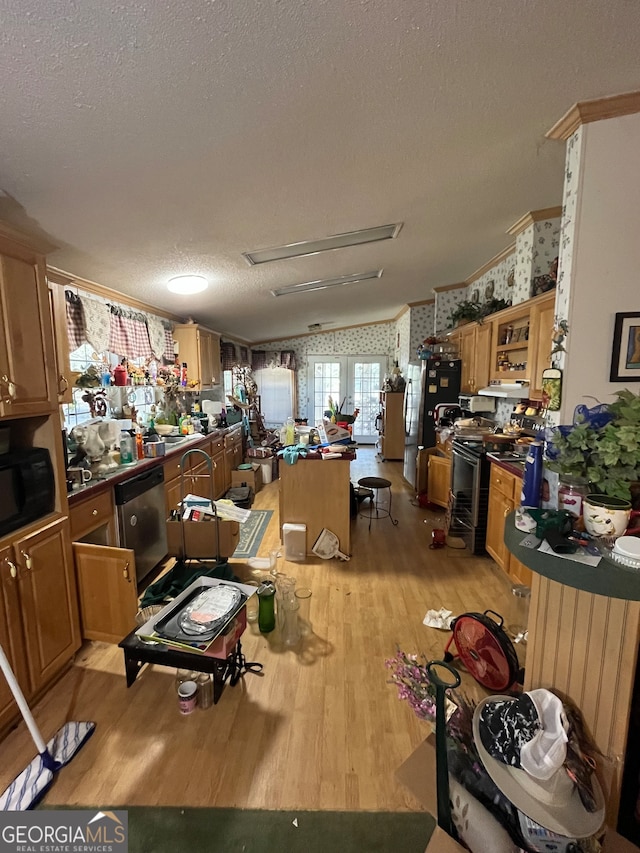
[608,536,640,569]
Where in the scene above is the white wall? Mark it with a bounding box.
[559,113,640,419]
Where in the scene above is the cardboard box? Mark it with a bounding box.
[232,463,262,493]
[166,517,240,559]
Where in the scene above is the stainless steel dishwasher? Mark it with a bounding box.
[114,466,168,584]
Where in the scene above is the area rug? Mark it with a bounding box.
[125,807,435,853]
[232,509,274,559]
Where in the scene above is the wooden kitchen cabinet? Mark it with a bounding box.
[12,517,80,694]
[0,226,57,417]
[377,392,404,460]
[427,453,451,508]
[73,543,138,643]
[47,275,74,404]
[450,321,492,394]
[70,488,138,642]
[527,293,555,399]
[172,323,221,389]
[223,426,243,492]
[488,292,554,387]
[486,462,532,587]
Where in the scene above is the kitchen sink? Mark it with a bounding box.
[163,435,188,444]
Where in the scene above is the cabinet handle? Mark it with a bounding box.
[21,551,33,570]
[92,509,98,516]
[5,559,17,578]
[0,374,16,402]
[495,478,502,485]
[123,561,131,582]
[59,374,69,393]
[503,508,510,518]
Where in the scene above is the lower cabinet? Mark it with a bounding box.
[486,463,532,586]
[69,489,139,644]
[223,428,243,493]
[73,543,138,644]
[427,453,451,508]
[0,516,81,730]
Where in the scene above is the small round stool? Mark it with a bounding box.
[357,476,399,530]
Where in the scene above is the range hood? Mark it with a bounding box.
[477,382,529,399]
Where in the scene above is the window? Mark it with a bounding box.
[254,367,295,427]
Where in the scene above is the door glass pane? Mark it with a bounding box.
[351,361,381,439]
[312,361,342,426]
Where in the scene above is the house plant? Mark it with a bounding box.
[545,388,640,503]
[448,301,482,328]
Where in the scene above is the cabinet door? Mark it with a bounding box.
[528,294,555,400]
[0,546,30,729]
[0,240,56,417]
[47,279,74,404]
[14,518,80,692]
[474,322,493,392]
[427,455,451,508]
[73,543,138,643]
[165,475,183,516]
[486,476,514,570]
[458,326,476,393]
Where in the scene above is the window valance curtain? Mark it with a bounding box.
[250,349,296,371]
[65,289,174,361]
[221,341,237,371]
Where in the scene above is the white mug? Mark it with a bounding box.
[68,467,92,487]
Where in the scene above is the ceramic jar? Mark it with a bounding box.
[583,494,631,539]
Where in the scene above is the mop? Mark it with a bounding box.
[0,643,95,810]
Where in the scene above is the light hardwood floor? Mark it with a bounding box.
[0,448,515,811]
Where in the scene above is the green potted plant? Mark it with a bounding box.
[448,300,482,328]
[545,389,640,502]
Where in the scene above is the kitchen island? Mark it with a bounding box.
[279,453,353,556]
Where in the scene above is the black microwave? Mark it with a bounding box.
[0,448,55,538]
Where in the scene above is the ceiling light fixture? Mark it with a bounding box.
[167,275,208,295]
[271,269,383,297]
[243,223,402,265]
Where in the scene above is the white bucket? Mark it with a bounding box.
[260,459,273,484]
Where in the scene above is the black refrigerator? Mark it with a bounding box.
[403,358,462,485]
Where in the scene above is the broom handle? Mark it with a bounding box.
[0,643,47,754]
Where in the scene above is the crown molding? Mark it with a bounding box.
[464,243,516,285]
[432,282,466,294]
[546,90,640,141]
[506,207,563,237]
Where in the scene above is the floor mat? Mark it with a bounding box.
[232,509,274,559]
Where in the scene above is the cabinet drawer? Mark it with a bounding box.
[210,437,224,455]
[164,455,188,482]
[70,490,114,540]
[489,465,515,500]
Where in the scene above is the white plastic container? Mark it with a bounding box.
[283,523,306,561]
[260,459,273,484]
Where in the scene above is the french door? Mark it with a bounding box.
[307,355,386,444]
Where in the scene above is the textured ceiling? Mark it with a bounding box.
[1,0,639,343]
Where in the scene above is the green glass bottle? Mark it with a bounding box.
[257,581,276,634]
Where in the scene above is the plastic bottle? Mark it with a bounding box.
[135,428,144,460]
[520,441,543,508]
[119,430,134,464]
[180,362,188,387]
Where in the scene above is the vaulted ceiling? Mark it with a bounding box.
[2,1,639,342]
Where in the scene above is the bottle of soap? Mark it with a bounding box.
[120,431,134,465]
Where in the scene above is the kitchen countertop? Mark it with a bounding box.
[486,451,526,477]
[66,426,240,505]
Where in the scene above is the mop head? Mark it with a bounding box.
[1,721,95,811]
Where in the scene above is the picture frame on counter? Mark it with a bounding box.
[610,311,640,382]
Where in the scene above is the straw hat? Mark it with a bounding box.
[472,690,605,838]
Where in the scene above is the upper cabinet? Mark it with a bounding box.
[172,324,221,390]
[0,227,57,417]
[453,322,493,394]
[47,275,74,404]
[488,292,555,388]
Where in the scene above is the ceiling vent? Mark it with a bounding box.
[271,269,383,298]
[243,223,402,265]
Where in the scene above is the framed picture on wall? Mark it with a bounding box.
[610,312,640,381]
